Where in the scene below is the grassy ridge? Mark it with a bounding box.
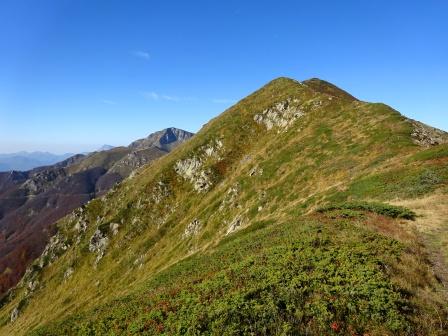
[29,215,443,335]
[1,78,447,335]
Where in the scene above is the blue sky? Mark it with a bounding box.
[0,0,447,153]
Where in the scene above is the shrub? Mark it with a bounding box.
[317,201,416,220]
[29,220,419,335]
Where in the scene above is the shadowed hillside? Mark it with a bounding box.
[0,152,75,172]
[0,128,193,298]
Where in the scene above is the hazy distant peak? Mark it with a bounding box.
[97,145,115,152]
[0,151,75,172]
[129,127,194,151]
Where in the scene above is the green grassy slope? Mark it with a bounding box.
[1,77,447,335]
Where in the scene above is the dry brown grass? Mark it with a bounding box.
[392,193,448,234]
[364,214,416,242]
[392,193,448,297]
[317,207,448,334]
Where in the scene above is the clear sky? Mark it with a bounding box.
[0,0,447,153]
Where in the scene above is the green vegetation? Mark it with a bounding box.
[408,144,448,162]
[30,217,439,335]
[317,201,416,220]
[1,77,447,335]
[327,165,447,202]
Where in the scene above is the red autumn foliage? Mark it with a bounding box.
[330,321,341,332]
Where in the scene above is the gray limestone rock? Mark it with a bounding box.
[254,98,304,132]
[110,222,120,236]
[174,138,224,193]
[174,157,212,192]
[410,121,447,147]
[183,219,202,238]
[10,307,19,322]
[38,233,69,268]
[226,216,243,235]
[64,267,74,280]
[89,229,109,264]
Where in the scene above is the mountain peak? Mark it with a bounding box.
[2,80,447,335]
[267,76,300,84]
[129,127,194,151]
[258,77,303,91]
[97,145,115,152]
[302,78,358,101]
[257,77,357,102]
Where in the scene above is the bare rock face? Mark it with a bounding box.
[226,215,243,235]
[12,229,71,304]
[411,121,448,147]
[183,219,202,238]
[249,166,263,177]
[114,151,152,170]
[175,157,212,192]
[110,223,120,236]
[203,139,223,159]
[107,147,166,178]
[19,168,66,195]
[129,127,194,152]
[71,208,88,234]
[10,307,19,322]
[254,98,304,132]
[219,184,240,211]
[38,233,69,268]
[151,181,170,204]
[64,267,74,280]
[27,279,39,292]
[89,230,109,264]
[174,138,224,193]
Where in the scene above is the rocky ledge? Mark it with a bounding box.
[411,120,448,147]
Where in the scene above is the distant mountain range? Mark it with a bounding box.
[96,145,115,152]
[0,152,75,172]
[0,127,193,297]
[0,146,119,172]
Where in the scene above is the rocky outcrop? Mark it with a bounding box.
[226,215,244,235]
[410,121,448,147]
[254,98,304,132]
[249,166,263,177]
[175,158,213,192]
[110,223,120,236]
[89,230,109,264]
[183,219,202,238]
[203,139,223,159]
[219,184,240,211]
[174,139,224,193]
[107,147,167,178]
[71,208,88,234]
[19,168,66,195]
[129,127,194,152]
[63,267,74,280]
[7,229,71,311]
[27,279,38,293]
[10,307,19,322]
[38,233,69,268]
[151,181,171,204]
